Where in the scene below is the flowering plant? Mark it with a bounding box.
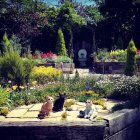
[95,48,127,62]
[41,51,56,59]
[136,49,140,60]
[109,49,127,62]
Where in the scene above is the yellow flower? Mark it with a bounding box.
[19,86,25,89]
[32,81,37,85]
[5,88,12,93]
[12,85,18,90]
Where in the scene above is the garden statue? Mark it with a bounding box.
[38,96,54,119]
[78,100,97,120]
[53,93,66,112]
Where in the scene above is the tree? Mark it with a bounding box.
[83,6,104,53]
[124,39,137,76]
[57,1,86,58]
[56,28,67,56]
[96,0,140,49]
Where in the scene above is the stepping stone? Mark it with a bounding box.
[67,111,79,117]
[6,109,28,118]
[0,115,5,121]
[22,111,39,118]
[76,102,85,106]
[17,104,34,109]
[97,110,109,117]
[29,103,43,111]
[51,111,64,117]
[70,105,78,111]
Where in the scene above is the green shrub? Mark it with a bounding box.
[74,69,80,81]
[9,34,22,54]
[0,87,9,107]
[124,39,137,76]
[77,90,100,102]
[94,76,114,98]
[112,75,140,100]
[0,51,26,85]
[23,58,34,83]
[56,28,67,56]
[0,33,33,86]
[55,56,72,63]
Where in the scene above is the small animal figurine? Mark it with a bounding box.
[38,96,54,119]
[53,93,66,112]
[78,100,97,120]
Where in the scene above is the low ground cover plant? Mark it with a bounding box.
[1,73,140,115]
[30,66,62,84]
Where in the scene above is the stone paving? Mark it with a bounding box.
[0,99,124,123]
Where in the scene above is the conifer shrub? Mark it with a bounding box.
[0,33,33,86]
[56,28,67,56]
[0,51,25,85]
[124,39,137,76]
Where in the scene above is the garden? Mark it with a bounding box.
[0,0,140,123]
[0,32,140,119]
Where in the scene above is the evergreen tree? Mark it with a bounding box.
[0,32,33,86]
[124,39,137,76]
[56,28,67,56]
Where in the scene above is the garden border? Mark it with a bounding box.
[1,107,140,139]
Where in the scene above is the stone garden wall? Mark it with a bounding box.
[94,62,140,74]
[104,108,140,140]
[1,107,140,140]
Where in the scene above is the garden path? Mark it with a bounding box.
[0,100,124,123]
[63,68,99,78]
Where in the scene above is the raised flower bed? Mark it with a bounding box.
[32,51,75,74]
[93,48,140,74]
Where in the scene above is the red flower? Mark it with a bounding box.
[136,49,140,55]
[32,55,37,59]
[41,51,56,58]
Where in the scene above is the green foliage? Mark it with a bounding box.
[77,90,100,102]
[85,6,104,25]
[23,58,34,83]
[0,51,25,85]
[94,77,114,98]
[56,28,67,56]
[0,33,33,85]
[58,1,84,27]
[74,69,80,81]
[2,32,10,52]
[9,34,22,54]
[55,56,72,63]
[96,48,109,61]
[112,75,140,100]
[0,87,9,107]
[124,39,137,76]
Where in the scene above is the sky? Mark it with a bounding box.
[44,0,95,6]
